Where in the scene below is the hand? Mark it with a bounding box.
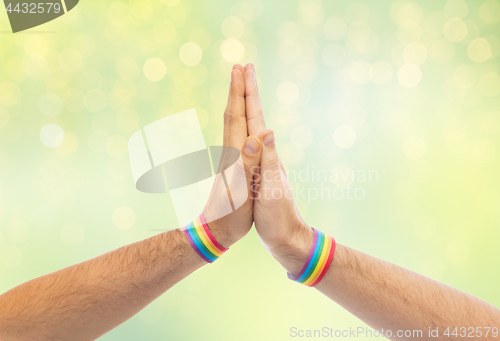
[253,129,314,274]
[202,64,263,248]
[240,66,315,275]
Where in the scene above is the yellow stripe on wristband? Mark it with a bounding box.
[302,236,332,287]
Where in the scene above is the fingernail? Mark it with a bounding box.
[263,132,275,147]
[244,138,259,155]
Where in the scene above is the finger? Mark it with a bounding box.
[225,136,263,209]
[258,129,281,188]
[241,136,263,198]
[233,63,245,77]
[223,68,247,150]
[224,64,245,112]
[244,63,267,136]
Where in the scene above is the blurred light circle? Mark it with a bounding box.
[130,0,152,19]
[444,0,468,19]
[462,20,481,44]
[482,111,500,135]
[445,240,469,265]
[276,81,299,104]
[58,48,83,73]
[220,38,245,62]
[116,57,140,81]
[0,82,22,106]
[370,61,393,85]
[39,93,64,117]
[452,65,476,89]
[290,125,313,149]
[467,38,492,62]
[443,17,468,42]
[402,42,428,65]
[322,43,346,67]
[113,206,136,229]
[478,73,500,97]
[179,42,203,66]
[154,20,177,44]
[479,0,500,24]
[106,135,128,158]
[403,136,426,159]
[298,1,324,27]
[72,34,95,57]
[412,216,437,239]
[143,58,167,82]
[0,245,23,268]
[476,190,500,213]
[108,2,131,26]
[84,90,108,113]
[221,16,245,38]
[61,222,85,246]
[333,125,357,149]
[40,124,65,148]
[57,131,79,156]
[32,205,57,229]
[188,29,212,54]
[397,22,422,44]
[161,0,181,6]
[350,61,371,84]
[23,57,47,78]
[397,64,422,87]
[24,35,49,59]
[324,17,347,41]
[390,2,423,25]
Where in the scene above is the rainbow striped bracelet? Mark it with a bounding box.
[287,228,336,287]
[182,213,228,263]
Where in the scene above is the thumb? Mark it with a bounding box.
[258,129,281,180]
[224,136,263,209]
[241,136,263,197]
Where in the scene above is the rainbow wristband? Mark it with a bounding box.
[287,229,336,287]
[182,213,228,263]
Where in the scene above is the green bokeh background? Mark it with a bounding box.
[1,0,499,340]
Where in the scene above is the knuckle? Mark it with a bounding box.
[224,110,243,122]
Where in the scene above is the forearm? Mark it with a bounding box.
[271,227,500,340]
[0,228,206,341]
[318,245,500,339]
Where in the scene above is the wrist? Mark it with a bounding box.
[267,220,315,276]
[205,218,238,249]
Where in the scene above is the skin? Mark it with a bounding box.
[0,64,260,341]
[244,65,500,340]
[0,63,498,341]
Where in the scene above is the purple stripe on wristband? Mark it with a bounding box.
[183,228,213,263]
